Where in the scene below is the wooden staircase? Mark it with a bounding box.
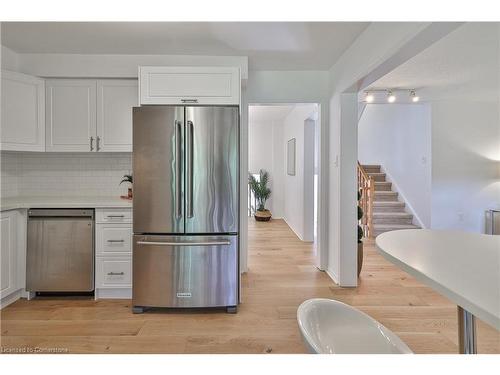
[361,164,420,237]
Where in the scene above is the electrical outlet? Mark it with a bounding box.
[458,212,464,222]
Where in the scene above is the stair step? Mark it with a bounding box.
[374,224,420,237]
[362,164,381,173]
[367,172,386,182]
[373,212,413,225]
[373,201,406,213]
[374,191,398,201]
[375,181,392,191]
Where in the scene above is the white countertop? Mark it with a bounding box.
[376,229,500,331]
[0,196,132,211]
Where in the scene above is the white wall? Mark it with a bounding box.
[248,119,284,218]
[1,46,19,71]
[4,51,248,79]
[303,119,315,242]
[429,23,500,233]
[358,104,432,227]
[0,152,19,198]
[431,101,500,232]
[282,104,317,241]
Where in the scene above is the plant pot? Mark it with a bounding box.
[127,187,133,199]
[357,242,364,277]
[254,209,272,222]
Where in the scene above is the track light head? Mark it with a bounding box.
[387,90,396,103]
[410,90,419,102]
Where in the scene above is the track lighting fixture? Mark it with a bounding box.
[387,90,396,103]
[410,90,419,102]
[364,92,374,103]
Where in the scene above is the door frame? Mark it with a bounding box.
[244,101,326,272]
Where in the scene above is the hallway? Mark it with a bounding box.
[1,219,498,353]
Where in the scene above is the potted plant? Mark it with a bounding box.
[120,174,133,199]
[248,169,272,222]
[357,190,364,277]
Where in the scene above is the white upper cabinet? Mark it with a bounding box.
[45,79,97,152]
[139,66,240,105]
[1,70,45,152]
[96,80,138,152]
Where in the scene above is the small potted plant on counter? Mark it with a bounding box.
[120,174,133,200]
[249,169,272,222]
[357,190,364,277]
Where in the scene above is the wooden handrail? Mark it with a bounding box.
[357,162,375,238]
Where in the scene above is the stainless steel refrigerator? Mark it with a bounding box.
[132,106,239,313]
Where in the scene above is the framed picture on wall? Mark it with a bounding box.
[287,138,296,176]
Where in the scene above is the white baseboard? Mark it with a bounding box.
[326,268,339,285]
[95,288,132,299]
[283,217,310,242]
[0,289,22,309]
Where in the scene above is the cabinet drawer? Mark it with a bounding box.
[96,209,132,224]
[96,224,132,256]
[96,257,132,288]
[139,66,240,105]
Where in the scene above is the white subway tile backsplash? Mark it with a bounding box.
[0,152,19,198]
[1,151,132,198]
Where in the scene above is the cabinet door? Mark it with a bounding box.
[1,70,45,152]
[96,80,137,152]
[139,66,240,105]
[1,211,18,299]
[45,79,97,152]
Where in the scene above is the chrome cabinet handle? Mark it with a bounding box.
[107,239,125,243]
[175,120,182,219]
[90,136,94,151]
[96,136,101,151]
[107,215,125,218]
[137,240,231,247]
[107,272,124,276]
[186,120,194,218]
[181,99,198,103]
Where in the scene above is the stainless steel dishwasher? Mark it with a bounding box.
[26,209,94,293]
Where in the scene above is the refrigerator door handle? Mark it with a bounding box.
[186,120,194,218]
[137,240,231,247]
[175,119,183,219]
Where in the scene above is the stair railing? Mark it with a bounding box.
[357,162,375,238]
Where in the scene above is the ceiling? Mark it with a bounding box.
[368,23,499,101]
[0,22,369,70]
[249,105,294,123]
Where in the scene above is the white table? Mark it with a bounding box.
[376,229,500,354]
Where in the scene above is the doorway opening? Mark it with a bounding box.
[247,103,320,258]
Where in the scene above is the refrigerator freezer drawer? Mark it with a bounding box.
[133,234,238,308]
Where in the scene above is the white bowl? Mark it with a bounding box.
[297,298,413,354]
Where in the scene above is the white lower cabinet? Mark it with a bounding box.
[1,210,26,309]
[95,208,132,299]
[96,258,132,288]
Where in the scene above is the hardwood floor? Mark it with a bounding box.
[1,219,498,354]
